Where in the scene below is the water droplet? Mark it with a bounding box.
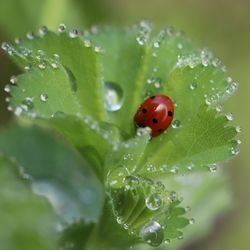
[4,84,11,93]
[39,25,48,36]
[1,42,15,55]
[84,39,92,47]
[24,64,31,71]
[14,37,22,44]
[189,218,195,225]
[7,106,13,111]
[185,206,191,212]
[164,239,170,244]
[178,235,184,240]
[136,127,151,137]
[40,93,48,102]
[69,29,78,38]
[170,165,179,174]
[216,104,222,112]
[187,163,194,171]
[58,24,66,33]
[153,41,160,48]
[226,82,239,95]
[50,54,60,69]
[145,193,162,211]
[177,43,183,49]
[235,125,241,133]
[1,42,8,51]
[38,61,47,70]
[94,46,102,53]
[236,139,242,145]
[26,32,35,40]
[14,106,23,116]
[104,82,123,112]
[36,49,45,60]
[190,82,197,90]
[172,120,181,128]
[231,144,240,156]
[146,164,156,172]
[139,221,164,247]
[208,164,217,173]
[22,97,34,110]
[169,191,177,202]
[10,75,18,85]
[226,112,234,121]
[136,20,151,46]
[124,175,139,190]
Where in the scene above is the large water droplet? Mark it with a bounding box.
[139,221,164,247]
[104,82,123,112]
[145,193,162,211]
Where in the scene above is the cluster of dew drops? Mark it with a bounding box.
[112,175,196,247]
[134,21,241,160]
[1,21,241,162]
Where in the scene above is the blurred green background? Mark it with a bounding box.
[0,0,249,249]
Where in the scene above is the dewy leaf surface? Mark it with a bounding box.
[0,125,104,223]
[0,157,57,250]
[1,22,240,249]
[7,30,105,120]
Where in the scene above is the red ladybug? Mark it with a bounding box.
[134,95,174,137]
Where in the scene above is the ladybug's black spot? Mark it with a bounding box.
[152,118,158,124]
[168,111,173,116]
[142,108,147,113]
[150,96,156,99]
[158,129,163,132]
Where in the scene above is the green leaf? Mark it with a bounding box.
[2,23,240,249]
[108,176,189,246]
[85,23,150,135]
[0,124,104,223]
[0,156,57,250]
[137,63,238,176]
[59,220,94,250]
[7,30,106,120]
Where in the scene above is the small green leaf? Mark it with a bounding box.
[0,156,57,250]
[0,124,104,223]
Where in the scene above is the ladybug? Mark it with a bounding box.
[134,95,174,137]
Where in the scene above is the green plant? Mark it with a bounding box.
[0,21,240,250]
